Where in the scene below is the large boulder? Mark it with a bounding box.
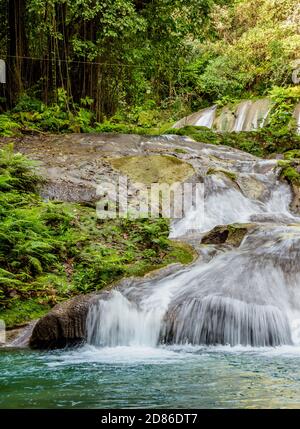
[29,293,105,350]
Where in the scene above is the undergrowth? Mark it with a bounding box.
[166,126,300,158]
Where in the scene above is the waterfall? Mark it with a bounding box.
[173,105,217,129]
[237,99,271,131]
[162,296,292,347]
[294,103,300,135]
[173,98,300,132]
[170,175,293,238]
[173,98,275,131]
[194,105,217,128]
[86,140,300,349]
[86,291,163,347]
[233,101,252,131]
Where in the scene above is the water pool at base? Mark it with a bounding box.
[1,345,300,409]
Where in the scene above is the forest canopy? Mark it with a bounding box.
[0,0,299,122]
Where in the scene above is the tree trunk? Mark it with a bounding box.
[7,0,27,107]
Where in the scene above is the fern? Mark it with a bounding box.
[0,114,21,137]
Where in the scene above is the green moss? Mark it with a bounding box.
[206,167,237,182]
[109,155,194,185]
[174,148,188,154]
[0,299,52,328]
[165,241,196,264]
[279,163,300,186]
[283,150,300,160]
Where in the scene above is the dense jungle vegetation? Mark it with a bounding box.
[0,0,300,131]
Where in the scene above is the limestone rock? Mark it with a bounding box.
[201,223,256,247]
[29,293,105,349]
[6,321,37,348]
[291,184,300,215]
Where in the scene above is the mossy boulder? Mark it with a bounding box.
[277,159,300,214]
[201,223,256,247]
[206,167,237,182]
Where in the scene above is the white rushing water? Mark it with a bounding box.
[86,147,300,349]
[294,105,300,135]
[174,98,276,131]
[195,105,217,128]
[233,101,251,132]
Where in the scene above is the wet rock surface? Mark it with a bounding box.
[29,293,103,349]
[0,132,259,205]
[5,322,37,348]
[201,223,257,247]
[291,184,300,215]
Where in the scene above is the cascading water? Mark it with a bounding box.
[294,103,300,135]
[195,105,217,128]
[173,98,276,131]
[242,99,271,131]
[86,291,163,347]
[233,101,252,132]
[86,139,300,349]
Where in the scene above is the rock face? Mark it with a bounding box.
[201,224,256,247]
[291,184,300,215]
[29,293,104,349]
[1,133,198,207]
[6,321,37,348]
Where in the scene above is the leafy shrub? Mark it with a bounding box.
[0,115,21,137]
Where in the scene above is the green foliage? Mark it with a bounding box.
[167,125,300,158]
[0,144,42,192]
[278,159,300,185]
[7,90,95,133]
[1,0,300,122]
[178,0,300,103]
[283,150,300,160]
[0,92,189,136]
[0,115,21,137]
[0,147,194,327]
[280,165,300,185]
[1,0,222,119]
[0,298,52,328]
[267,86,300,134]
